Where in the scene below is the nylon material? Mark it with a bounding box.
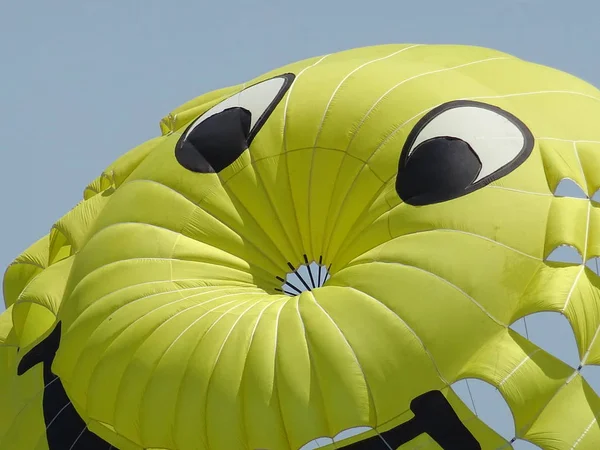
[114,291,261,448]
[198,185,293,272]
[341,48,511,156]
[345,68,500,160]
[7,44,600,449]
[205,300,275,450]
[314,286,443,425]
[70,227,258,293]
[3,264,45,310]
[576,143,600,195]
[530,98,600,144]
[488,144,551,194]
[15,257,72,315]
[87,293,258,447]
[57,282,214,386]
[308,149,346,260]
[582,331,600,365]
[59,261,177,332]
[171,232,276,287]
[405,43,511,64]
[584,206,600,258]
[275,297,330,449]
[544,198,589,258]
[162,53,321,130]
[324,166,383,264]
[62,224,180,292]
[173,298,268,448]
[282,48,397,152]
[562,274,600,359]
[218,149,252,185]
[240,302,290,450]
[325,428,381,448]
[166,86,241,125]
[87,420,142,450]
[3,235,49,308]
[140,297,260,448]
[357,231,544,325]
[47,228,70,265]
[251,154,306,262]
[237,95,288,163]
[366,131,409,181]
[60,286,237,404]
[0,306,14,344]
[221,160,301,266]
[329,263,504,385]
[298,292,373,434]
[539,141,588,195]
[525,375,600,449]
[51,191,112,255]
[0,364,46,449]
[12,304,55,352]
[331,184,399,266]
[119,134,222,205]
[0,392,46,450]
[102,136,163,188]
[168,101,231,135]
[387,188,551,260]
[84,175,103,200]
[321,156,374,262]
[66,287,210,410]
[467,55,600,98]
[286,148,314,256]
[517,265,583,317]
[283,80,337,152]
[85,180,196,242]
[174,226,265,277]
[11,259,72,349]
[169,259,257,287]
[182,207,286,278]
[105,293,259,444]
[333,211,391,269]
[313,56,422,152]
[463,329,572,435]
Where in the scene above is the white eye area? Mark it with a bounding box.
[183,74,293,143]
[408,102,531,184]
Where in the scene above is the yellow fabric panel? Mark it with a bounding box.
[544,197,589,258]
[2,234,49,308]
[525,374,600,449]
[5,43,600,449]
[0,307,47,450]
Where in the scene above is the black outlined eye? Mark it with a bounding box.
[175,73,295,173]
[395,100,534,205]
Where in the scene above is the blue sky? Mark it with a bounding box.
[1,1,600,448]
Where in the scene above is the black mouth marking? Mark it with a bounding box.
[17,322,113,449]
[338,390,480,449]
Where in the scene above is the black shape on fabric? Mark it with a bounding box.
[176,107,252,173]
[396,100,534,206]
[338,390,480,449]
[396,136,482,205]
[17,322,113,449]
[175,73,295,173]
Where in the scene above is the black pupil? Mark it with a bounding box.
[396,136,482,205]
[175,107,252,173]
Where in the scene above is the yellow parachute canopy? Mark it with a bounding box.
[3,43,600,450]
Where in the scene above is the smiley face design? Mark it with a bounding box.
[3,44,600,450]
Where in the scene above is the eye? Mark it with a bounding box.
[175,73,295,173]
[396,100,534,205]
